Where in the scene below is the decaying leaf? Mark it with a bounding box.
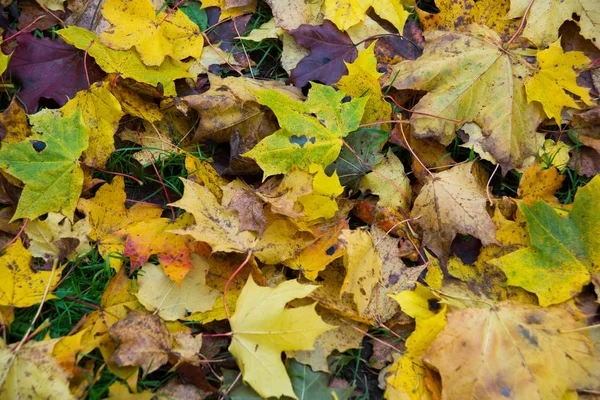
[411,162,498,261]
[136,258,219,321]
[387,26,545,171]
[423,302,600,399]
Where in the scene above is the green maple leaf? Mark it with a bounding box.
[491,176,600,306]
[0,108,89,221]
[243,83,367,178]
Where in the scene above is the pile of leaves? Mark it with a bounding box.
[0,0,599,398]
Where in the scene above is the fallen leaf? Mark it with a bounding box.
[0,239,63,307]
[336,42,392,128]
[506,0,600,49]
[100,0,203,66]
[0,108,88,221]
[287,309,365,372]
[109,311,171,374]
[0,338,75,400]
[360,150,412,211]
[517,161,565,204]
[25,212,91,264]
[57,26,192,96]
[136,259,219,321]
[340,229,382,315]
[423,302,600,399]
[327,130,384,192]
[410,161,498,261]
[289,20,358,87]
[0,99,31,143]
[526,40,594,124]
[323,0,410,34]
[416,0,518,41]
[229,276,334,399]
[491,176,600,306]
[286,359,355,400]
[222,180,267,235]
[77,176,163,270]
[122,213,196,284]
[386,26,545,171]
[263,0,323,30]
[169,178,257,253]
[244,83,367,177]
[387,284,447,400]
[7,33,103,112]
[284,219,348,280]
[56,81,124,168]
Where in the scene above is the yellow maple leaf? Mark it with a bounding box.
[0,338,76,400]
[77,177,163,271]
[100,0,204,66]
[229,276,334,399]
[507,0,600,48]
[387,284,447,400]
[0,239,63,308]
[340,229,382,314]
[324,0,410,33]
[423,302,600,399]
[57,27,192,97]
[336,43,391,127]
[297,164,344,221]
[201,0,257,20]
[136,258,219,321]
[169,178,257,253]
[360,150,412,211]
[525,40,594,125]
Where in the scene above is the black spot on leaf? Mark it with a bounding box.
[31,140,46,152]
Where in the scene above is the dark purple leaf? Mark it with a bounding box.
[8,33,105,112]
[375,20,424,63]
[289,20,358,87]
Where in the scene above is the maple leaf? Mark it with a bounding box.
[7,33,103,112]
[323,0,410,33]
[25,212,91,264]
[507,0,600,49]
[336,43,392,128]
[0,99,31,143]
[57,27,192,97]
[56,81,124,168]
[108,311,172,374]
[0,338,76,400]
[229,276,334,399]
[0,239,63,308]
[122,213,196,284]
[411,162,498,261]
[287,309,365,373]
[289,20,358,87]
[386,25,545,171]
[340,229,382,314]
[326,130,384,191]
[222,180,268,235]
[100,0,203,66]
[360,150,412,211]
[263,0,323,30]
[309,227,424,324]
[136,259,219,321]
[0,108,88,221]
[491,176,600,306]
[286,359,355,399]
[423,302,600,399]
[525,40,594,125]
[416,0,519,41]
[284,219,348,280]
[77,177,163,271]
[387,284,447,400]
[170,178,257,253]
[243,83,367,177]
